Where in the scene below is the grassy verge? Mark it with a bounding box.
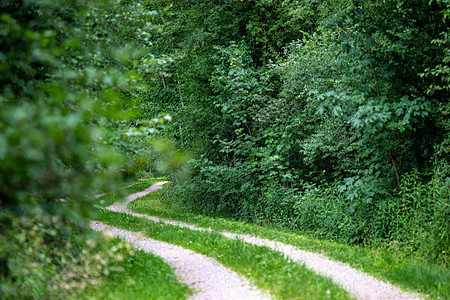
[74,231,191,300]
[67,177,191,300]
[87,250,190,300]
[94,208,352,300]
[129,182,449,300]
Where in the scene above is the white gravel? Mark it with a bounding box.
[226,234,421,300]
[103,181,422,300]
[90,221,269,300]
[124,181,169,204]
[106,180,170,215]
[102,181,269,299]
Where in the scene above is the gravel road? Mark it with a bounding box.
[101,181,422,300]
[91,221,270,300]
[99,181,270,299]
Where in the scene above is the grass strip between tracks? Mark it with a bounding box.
[95,208,352,300]
[129,182,449,300]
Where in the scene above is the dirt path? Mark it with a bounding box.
[100,181,421,300]
[91,222,269,300]
[94,181,269,300]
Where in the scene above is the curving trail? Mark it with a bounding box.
[93,181,269,300]
[98,181,422,300]
[91,221,269,300]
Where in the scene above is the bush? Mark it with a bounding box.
[290,177,380,245]
[170,158,260,219]
[291,170,450,263]
[0,213,135,298]
[174,162,449,264]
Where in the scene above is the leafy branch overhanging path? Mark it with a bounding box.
[94,182,421,300]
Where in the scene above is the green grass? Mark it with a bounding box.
[94,208,353,300]
[64,177,190,300]
[75,232,191,300]
[129,183,450,300]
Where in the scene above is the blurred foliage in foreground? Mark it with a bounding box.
[0,0,178,297]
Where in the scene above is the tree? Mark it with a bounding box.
[0,0,165,296]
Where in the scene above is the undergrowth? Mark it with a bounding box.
[169,169,449,266]
[130,182,449,300]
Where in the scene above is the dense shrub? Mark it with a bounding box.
[171,164,449,264]
[386,171,449,263]
[163,0,449,264]
[0,214,134,298]
[0,0,169,296]
[170,158,260,219]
